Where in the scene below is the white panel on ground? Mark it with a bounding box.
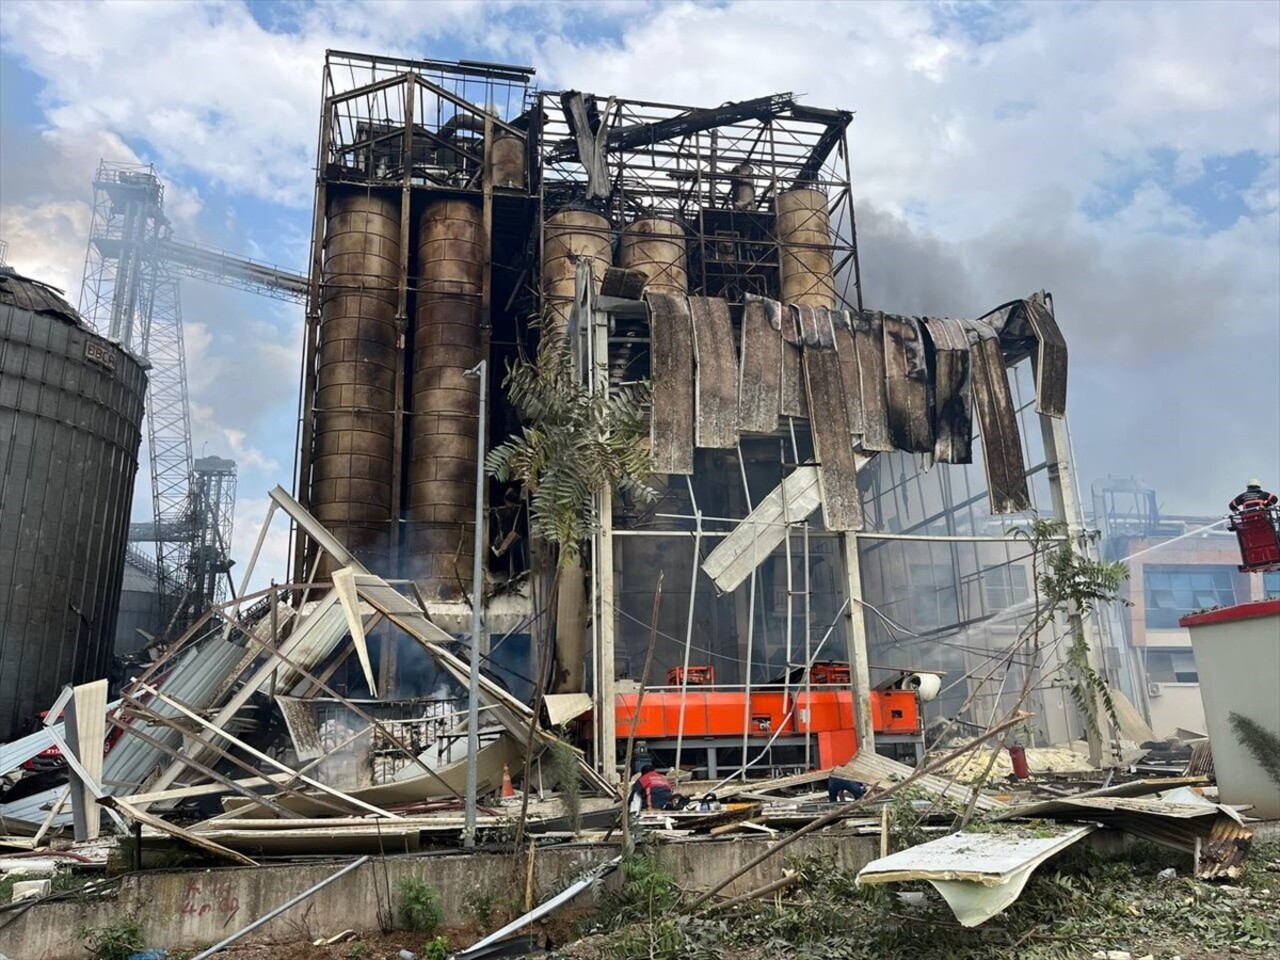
[856,824,1096,926]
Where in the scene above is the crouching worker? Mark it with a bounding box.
[630,763,675,811]
[827,773,868,803]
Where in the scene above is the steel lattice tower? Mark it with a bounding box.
[78,162,206,633]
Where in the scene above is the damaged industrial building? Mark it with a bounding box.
[2,51,1278,960]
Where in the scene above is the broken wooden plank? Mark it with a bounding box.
[646,291,695,474]
[689,296,739,448]
[801,306,863,531]
[852,311,892,451]
[922,316,973,464]
[780,302,808,417]
[738,294,782,434]
[701,465,824,591]
[882,312,934,453]
[965,320,1031,513]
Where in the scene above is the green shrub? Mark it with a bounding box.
[421,935,450,960]
[398,875,443,933]
[81,917,145,960]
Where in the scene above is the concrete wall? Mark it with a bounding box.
[1145,682,1207,738]
[1187,604,1280,818]
[0,834,878,959]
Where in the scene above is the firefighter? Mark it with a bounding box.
[630,763,675,811]
[1229,479,1278,515]
[827,773,868,803]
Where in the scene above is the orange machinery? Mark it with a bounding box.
[615,663,923,771]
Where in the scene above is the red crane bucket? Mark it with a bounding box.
[1231,509,1280,572]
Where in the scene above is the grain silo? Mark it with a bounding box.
[541,207,613,334]
[619,216,688,295]
[0,267,146,740]
[776,187,837,308]
[309,192,402,578]
[407,197,485,601]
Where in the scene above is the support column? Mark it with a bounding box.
[840,531,875,757]
[593,297,618,783]
[1035,313,1109,766]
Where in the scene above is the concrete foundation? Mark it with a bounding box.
[0,834,878,959]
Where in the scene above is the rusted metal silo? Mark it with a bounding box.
[542,208,612,334]
[407,197,484,601]
[619,216,688,295]
[777,187,836,308]
[491,133,526,191]
[0,267,146,740]
[310,192,401,577]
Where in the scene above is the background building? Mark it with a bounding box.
[1093,478,1279,737]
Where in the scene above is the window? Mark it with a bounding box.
[1265,571,1280,600]
[983,565,1030,612]
[1145,648,1199,683]
[908,563,959,631]
[1144,565,1239,630]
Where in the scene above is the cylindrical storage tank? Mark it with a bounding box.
[0,268,147,740]
[619,216,688,296]
[776,187,836,308]
[491,133,526,191]
[310,192,402,578]
[541,208,612,337]
[407,197,484,601]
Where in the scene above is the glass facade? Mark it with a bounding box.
[1143,565,1240,629]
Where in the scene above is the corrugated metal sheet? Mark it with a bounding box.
[841,751,1008,813]
[857,823,1096,927]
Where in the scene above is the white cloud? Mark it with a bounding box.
[2,0,1276,527]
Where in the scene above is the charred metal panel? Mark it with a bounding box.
[799,305,863,531]
[1024,299,1068,418]
[922,317,974,464]
[832,311,866,441]
[966,321,1031,514]
[737,295,782,434]
[689,296,739,449]
[645,292,695,474]
[882,313,934,453]
[0,271,146,740]
[779,305,808,418]
[850,311,892,452]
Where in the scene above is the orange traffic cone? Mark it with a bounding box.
[501,762,515,798]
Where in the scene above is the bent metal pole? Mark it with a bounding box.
[464,358,488,847]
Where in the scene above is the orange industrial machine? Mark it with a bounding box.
[614,662,934,777]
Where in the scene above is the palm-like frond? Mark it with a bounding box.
[486,328,656,566]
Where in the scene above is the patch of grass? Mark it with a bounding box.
[420,935,450,960]
[81,916,145,960]
[397,875,443,934]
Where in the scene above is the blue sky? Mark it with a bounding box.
[1,0,1277,586]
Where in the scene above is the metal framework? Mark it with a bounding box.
[532,90,861,312]
[78,161,296,636]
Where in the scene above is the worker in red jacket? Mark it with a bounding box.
[630,764,675,811]
[1229,479,1278,514]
